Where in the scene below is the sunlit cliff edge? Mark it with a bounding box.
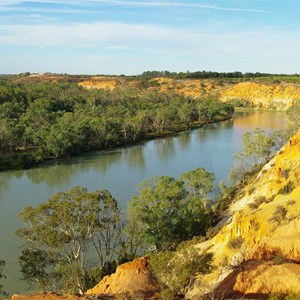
[79,77,300,110]
[185,129,300,299]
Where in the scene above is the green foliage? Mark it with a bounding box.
[213,181,239,214]
[16,186,120,293]
[287,101,300,130]
[128,168,214,251]
[229,127,290,184]
[269,293,300,300]
[0,79,233,170]
[149,244,213,297]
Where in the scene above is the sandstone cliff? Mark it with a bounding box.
[78,77,300,110]
[86,257,158,299]
[186,130,300,299]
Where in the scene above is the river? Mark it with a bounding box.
[0,110,289,295]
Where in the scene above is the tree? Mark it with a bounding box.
[230,128,273,183]
[16,186,120,294]
[128,168,214,251]
[178,102,194,129]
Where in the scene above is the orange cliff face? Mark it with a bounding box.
[186,130,300,299]
[78,76,119,90]
[85,257,159,299]
[220,82,300,110]
[78,77,300,110]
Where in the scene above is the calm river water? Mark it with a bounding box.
[0,111,289,294]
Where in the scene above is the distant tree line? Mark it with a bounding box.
[140,70,300,80]
[0,80,234,170]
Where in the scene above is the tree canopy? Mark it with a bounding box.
[128,168,214,251]
[0,79,233,170]
[16,186,120,294]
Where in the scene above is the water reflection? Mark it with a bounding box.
[176,132,192,151]
[0,170,24,199]
[155,136,175,162]
[125,145,145,170]
[92,151,122,174]
[25,150,123,189]
[234,111,289,130]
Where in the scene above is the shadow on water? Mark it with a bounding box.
[155,136,176,162]
[176,131,192,151]
[25,149,124,188]
[124,145,146,170]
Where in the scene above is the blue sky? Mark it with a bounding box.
[1,0,300,75]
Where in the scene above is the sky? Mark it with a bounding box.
[0,0,300,75]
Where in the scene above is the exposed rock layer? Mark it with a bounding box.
[186,130,300,299]
[86,257,158,298]
[78,77,300,110]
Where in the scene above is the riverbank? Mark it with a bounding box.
[0,113,233,172]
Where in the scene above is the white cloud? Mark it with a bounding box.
[0,0,274,14]
[0,22,197,48]
[1,21,299,60]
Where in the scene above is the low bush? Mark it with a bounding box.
[268,205,288,224]
[149,242,213,298]
[248,196,267,209]
[227,237,245,250]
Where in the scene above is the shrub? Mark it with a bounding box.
[268,205,288,224]
[227,237,244,250]
[248,186,255,195]
[278,181,295,195]
[248,196,267,209]
[287,200,296,206]
[149,245,213,297]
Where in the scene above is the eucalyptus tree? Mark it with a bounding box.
[128,168,214,251]
[16,186,120,294]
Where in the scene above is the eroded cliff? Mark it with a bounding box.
[186,130,300,299]
[78,77,300,110]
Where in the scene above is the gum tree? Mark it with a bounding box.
[128,168,214,251]
[16,186,120,294]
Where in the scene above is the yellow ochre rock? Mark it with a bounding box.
[220,82,300,110]
[78,77,300,110]
[187,130,300,299]
[79,76,118,90]
[234,263,300,294]
[85,257,158,297]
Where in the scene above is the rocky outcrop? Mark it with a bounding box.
[79,77,119,90]
[234,263,300,295]
[220,82,300,110]
[186,130,300,299]
[86,257,158,298]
